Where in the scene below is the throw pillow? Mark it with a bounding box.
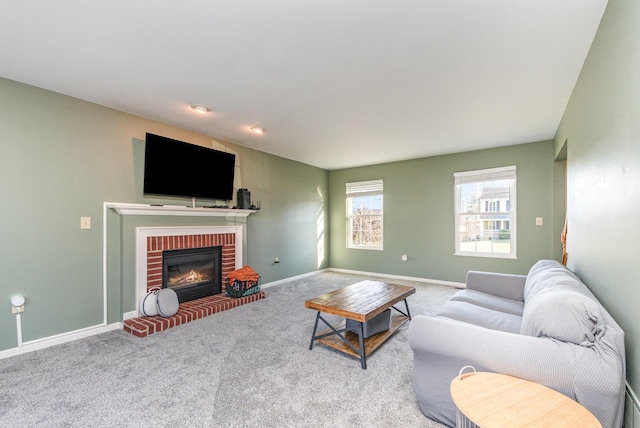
[520,289,603,346]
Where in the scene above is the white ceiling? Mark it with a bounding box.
[0,1,607,170]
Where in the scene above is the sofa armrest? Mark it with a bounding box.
[465,271,526,301]
[408,315,574,393]
[407,315,575,426]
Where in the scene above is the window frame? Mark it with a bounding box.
[346,179,384,251]
[454,166,517,259]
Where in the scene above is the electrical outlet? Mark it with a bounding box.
[535,217,543,226]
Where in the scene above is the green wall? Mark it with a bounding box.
[555,0,640,394]
[0,77,329,351]
[329,141,562,283]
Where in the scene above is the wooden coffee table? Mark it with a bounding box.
[305,280,415,369]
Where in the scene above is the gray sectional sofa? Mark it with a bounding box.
[408,260,626,427]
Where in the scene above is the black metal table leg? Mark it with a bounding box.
[391,299,412,320]
[309,311,321,350]
[359,321,367,369]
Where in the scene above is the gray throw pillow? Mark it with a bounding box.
[520,289,603,346]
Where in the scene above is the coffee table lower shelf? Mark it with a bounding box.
[314,314,409,360]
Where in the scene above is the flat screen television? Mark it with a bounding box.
[143,133,236,201]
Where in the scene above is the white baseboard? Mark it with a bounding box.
[123,310,138,320]
[261,268,329,289]
[328,268,465,288]
[0,322,123,361]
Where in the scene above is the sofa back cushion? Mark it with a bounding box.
[523,260,587,301]
[523,260,555,300]
[520,289,604,346]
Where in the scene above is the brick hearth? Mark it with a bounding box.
[123,291,265,338]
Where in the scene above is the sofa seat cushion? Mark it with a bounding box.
[451,289,525,316]
[521,289,604,346]
[437,300,522,334]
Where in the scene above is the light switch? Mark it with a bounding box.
[535,217,543,226]
[80,217,91,229]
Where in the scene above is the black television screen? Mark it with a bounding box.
[143,133,236,201]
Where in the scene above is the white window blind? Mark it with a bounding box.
[454,166,516,185]
[346,179,384,196]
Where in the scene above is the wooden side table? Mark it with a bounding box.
[450,370,601,428]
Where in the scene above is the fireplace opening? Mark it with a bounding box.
[162,246,222,303]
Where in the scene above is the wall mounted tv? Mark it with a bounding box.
[143,133,236,202]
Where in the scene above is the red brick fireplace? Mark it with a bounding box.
[123,226,265,337]
[146,232,236,294]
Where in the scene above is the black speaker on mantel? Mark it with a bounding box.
[237,188,251,209]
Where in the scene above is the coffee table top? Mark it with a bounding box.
[450,372,601,427]
[304,280,415,322]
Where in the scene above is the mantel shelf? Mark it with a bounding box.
[106,202,257,218]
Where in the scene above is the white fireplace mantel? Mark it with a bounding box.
[102,202,252,322]
[106,202,257,218]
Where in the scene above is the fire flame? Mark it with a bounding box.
[169,269,205,286]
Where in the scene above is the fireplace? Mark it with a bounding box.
[163,246,221,303]
[140,227,240,309]
[124,225,266,338]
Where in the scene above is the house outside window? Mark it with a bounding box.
[454,166,516,258]
[346,179,383,250]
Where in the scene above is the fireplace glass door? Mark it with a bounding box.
[162,246,221,302]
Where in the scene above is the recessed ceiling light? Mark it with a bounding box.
[191,104,210,114]
[251,127,265,134]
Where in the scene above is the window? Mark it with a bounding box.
[346,179,383,250]
[454,166,516,258]
[485,201,500,212]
